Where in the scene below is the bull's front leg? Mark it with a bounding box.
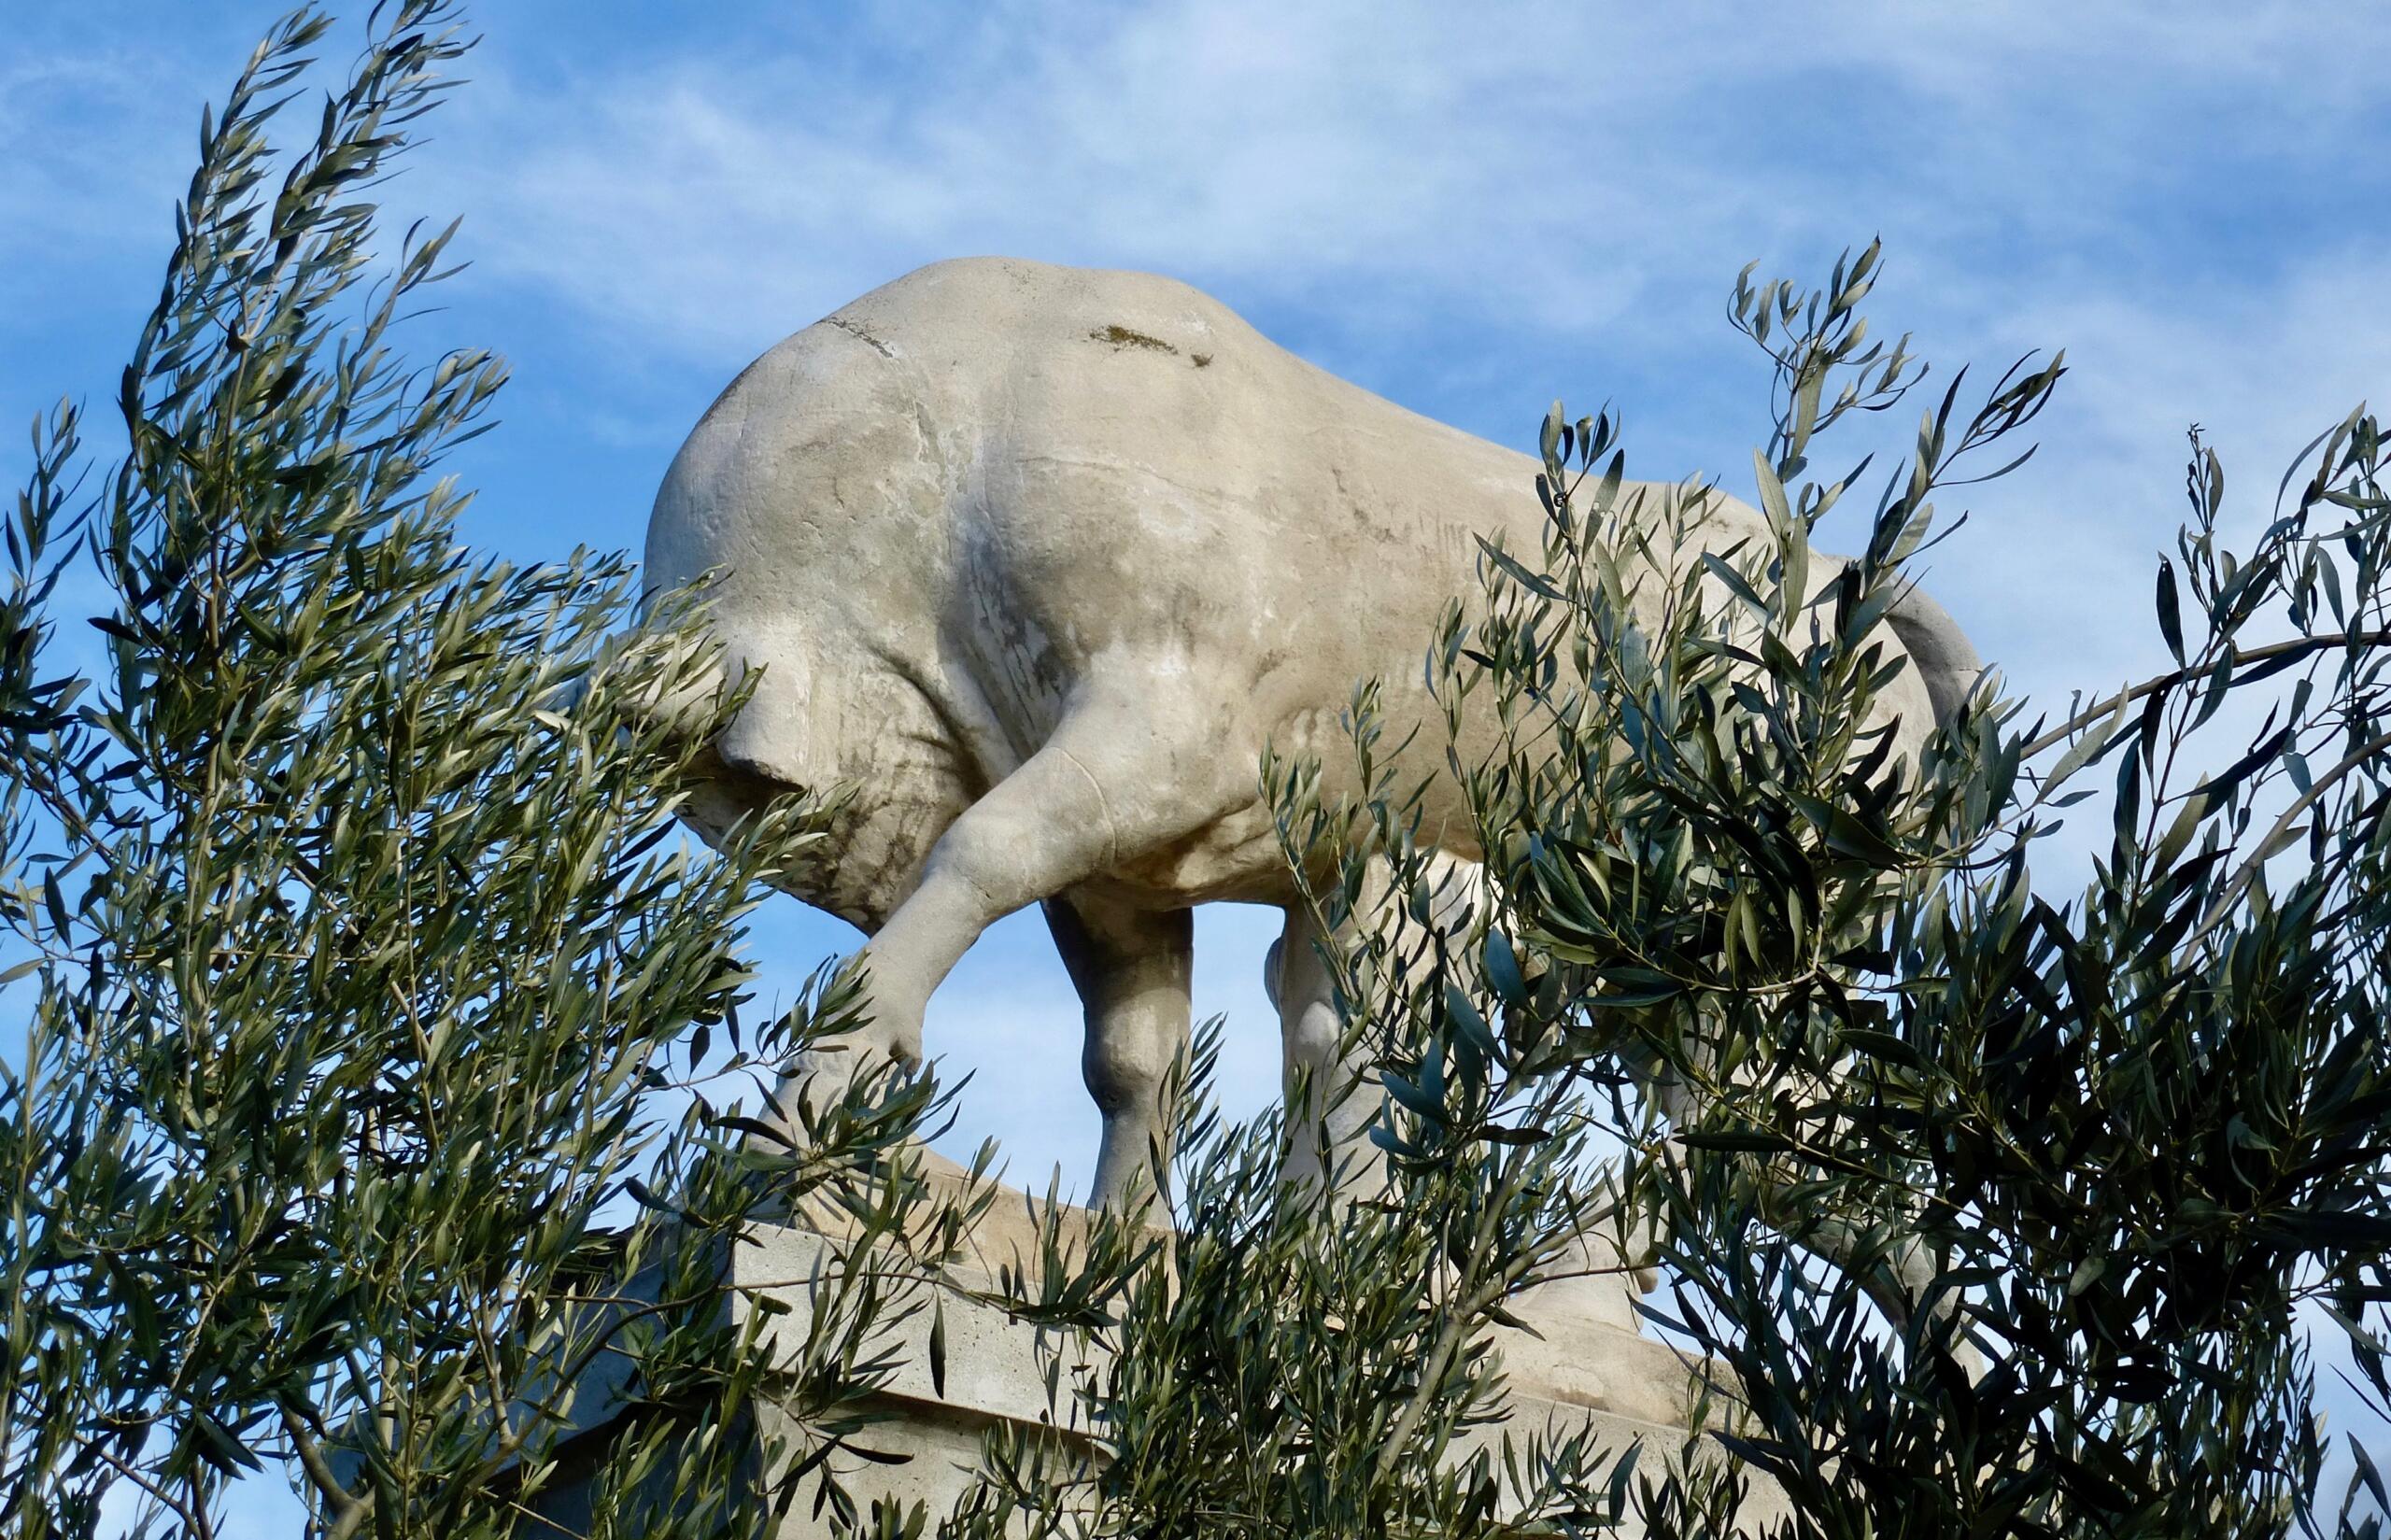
[763,682,1236,1154]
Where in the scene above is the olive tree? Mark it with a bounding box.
[0,8,987,1536]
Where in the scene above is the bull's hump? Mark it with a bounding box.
[837,260,1496,451]
[876,255,1230,319]
[835,256,1544,537]
[677,258,1562,675]
[777,261,1557,699]
[824,257,1240,374]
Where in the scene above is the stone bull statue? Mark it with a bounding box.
[643,256,1980,1208]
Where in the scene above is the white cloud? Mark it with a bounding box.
[424,0,2385,357]
[0,27,234,286]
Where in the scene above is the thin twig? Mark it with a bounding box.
[2021,630,2391,759]
[2188,728,2391,947]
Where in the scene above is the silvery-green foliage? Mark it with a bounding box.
[1344,245,2391,1536]
[0,8,981,1536]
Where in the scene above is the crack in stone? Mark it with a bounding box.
[828,314,895,358]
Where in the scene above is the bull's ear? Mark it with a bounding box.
[1262,938,1283,1011]
[1883,585,1986,726]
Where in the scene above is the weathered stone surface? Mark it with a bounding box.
[643,255,1982,1213]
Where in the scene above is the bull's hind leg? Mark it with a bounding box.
[1045,890,1193,1209]
[1270,855,1493,1201]
[1272,890,1390,1202]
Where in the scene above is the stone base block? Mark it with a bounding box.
[509,1204,1786,1536]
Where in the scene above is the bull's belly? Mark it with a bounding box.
[1090,798,1304,909]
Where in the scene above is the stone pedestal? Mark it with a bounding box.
[506,1190,1787,1536]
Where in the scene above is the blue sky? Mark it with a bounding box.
[7,2,2390,1525]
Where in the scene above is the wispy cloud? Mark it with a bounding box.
[426,1,2384,346]
[416,0,2390,735]
[0,18,244,291]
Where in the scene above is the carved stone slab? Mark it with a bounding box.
[506,1195,1790,1537]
